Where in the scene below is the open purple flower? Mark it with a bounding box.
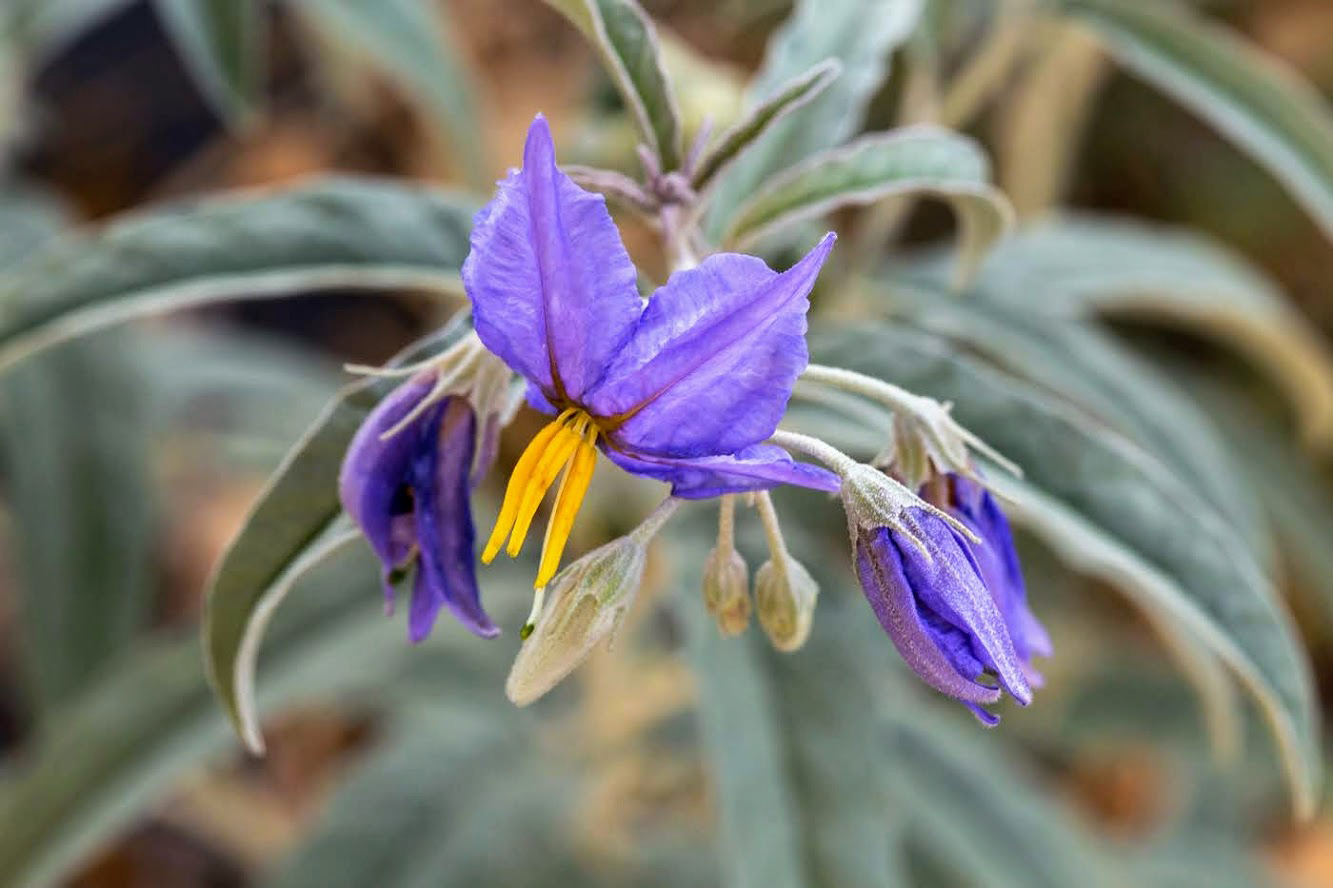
[465,115,839,590]
[854,501,1034,725]
[339,375,500,642]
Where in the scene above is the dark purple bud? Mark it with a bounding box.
[854,508,1032,724]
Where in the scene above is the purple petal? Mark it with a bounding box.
[587,235,834,458]
[855,527,1003,706]
[897,511,1032,705]
[949,476,1053,662]
[338,373,437,603]
[464,115,642,403]
[604,443,840,499]
[409,398,499,640]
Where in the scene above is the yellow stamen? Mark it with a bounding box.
[482,409,601,589]
[482,409,573,562]
[505,414,590,557]
[535,422,598,587]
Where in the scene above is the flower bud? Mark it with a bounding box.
[702,546,751,636]
[505,534,648,705]
[754,555,817,652]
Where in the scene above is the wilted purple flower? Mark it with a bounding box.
[465,115,838,589]
[339,373,500,643]
[854,497,1035,725]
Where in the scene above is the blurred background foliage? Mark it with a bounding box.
[0,0,1331,886]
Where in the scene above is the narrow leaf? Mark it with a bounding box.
[813,323,1320,818]
[690,60,840,191]
[727,128,1012,285]
[292,0,486,185]
[545,0,683,170]
[0,177,478,375]
[705,0,925,239]
[153,0,263,127]
[1063,0,1333,239]
[961,213,1333,448]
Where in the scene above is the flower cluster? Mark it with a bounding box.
[338,114,1049,716]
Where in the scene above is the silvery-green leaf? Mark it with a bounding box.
[0,547,419,888]
[705,0,925,239]
[813,323,1320,818]
[263,708,594,888]
[885,705,1114,888]
[892,285,1263,551]
[947,214,1333,448]
[726,128,1012,286]
[153,0,263,127]
[545,0,683,171]
[0,177,478,374]
[1061,0,1333,240]
[205,316,472,753]
[1,336,158,711]
[4,0,133,62]
[690,60,840,191]
[675,511,908,888]
[291,0,486,185]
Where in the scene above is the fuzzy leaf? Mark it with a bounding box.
[950,214,1333,448]
[727,128,1011,284]
[705,0,925,239]
[1062,0,1333,240]
[545,0,683,170]
[292,0,486,185]
[690,60,840,191]
[0,177,478,374]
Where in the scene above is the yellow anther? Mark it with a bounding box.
[482,409,573,562]
[505,415,589,557]
[535,424,599,587]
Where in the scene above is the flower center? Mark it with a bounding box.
[482,407,600,589]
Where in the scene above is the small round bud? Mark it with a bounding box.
[754,556,817,653]
[702,546,751,636]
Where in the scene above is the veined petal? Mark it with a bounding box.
[338,373,437,600]
[409,398,499,640]
[604,443,839,500]
[898,511,1032,706]
[856,527,1003,707]
[588,234,835,457]
[464,115,642,402]
[950,476,1053,662]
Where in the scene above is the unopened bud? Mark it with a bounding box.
[505,535,647,706]
[754,556,817,652]
[702,546,750,636]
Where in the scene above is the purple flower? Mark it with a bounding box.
[339,373,499,642]
[854,498,1035,725]
[464,115,839,588]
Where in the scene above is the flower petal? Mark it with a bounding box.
[950,476,1053,661]
[338,373,437,601]
[898,510,1032,705]
[604,443,839,499]
[409,398,499,640]
[588,234,834,457]
[855,527,1002,706]
[464,115,642,403]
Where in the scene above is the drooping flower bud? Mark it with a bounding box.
[505,498,680,705]
[702,545,751,636]
[755,554,817,652]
